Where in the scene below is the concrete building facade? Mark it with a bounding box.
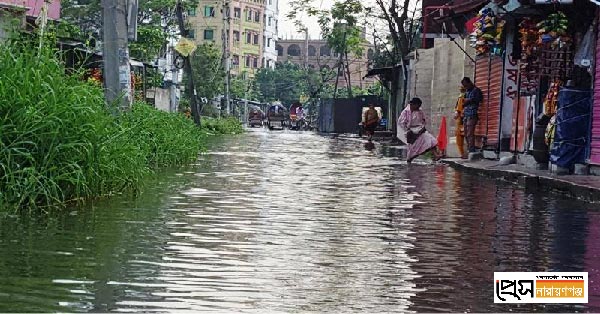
[276,39,376,88]
[262,0,278,69]
[187,0,266,78]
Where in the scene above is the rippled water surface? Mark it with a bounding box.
[1,129,600,313]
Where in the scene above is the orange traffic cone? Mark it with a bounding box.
[437,116,448,154]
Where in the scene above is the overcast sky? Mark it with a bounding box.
[278,0,333,40]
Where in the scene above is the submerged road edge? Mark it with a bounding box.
[441,158,600,203]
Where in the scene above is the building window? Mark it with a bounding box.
[204,29,214,40]
[253,58,258,68]
[254,11,260,23]
[247,9,253,21]
[187,7,196,16]
[233,31,240,42]
[204,6,215,17]
[276,44,283,56]
[234,7,241,18]
[287,44,301,56]
[253,34,259,45]
[320,45,331,56]
[268,17,272,26]
[233,55,240,66]
[188,29,195,39]
[267,38,271,47]
[246,32,252,44]
[245,55,251,67]
[269,0,272,4]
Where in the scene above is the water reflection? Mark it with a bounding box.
[0,128,598,312]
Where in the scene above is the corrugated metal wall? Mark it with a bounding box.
[590,26,600,164]
[474,56,503,150]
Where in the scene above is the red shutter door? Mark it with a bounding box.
[474,56,503,150]
[591,28,600,164]
[510,96,530,152]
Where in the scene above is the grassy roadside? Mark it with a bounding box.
[0,42,242,212]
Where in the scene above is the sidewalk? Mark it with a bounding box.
[332,133,600,202]
[442,158,600,203]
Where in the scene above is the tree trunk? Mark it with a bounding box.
[175,0,201,126]
[345,52,352,98]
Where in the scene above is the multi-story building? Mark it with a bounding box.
[187,0,266,78]
[262,0,278,69]
[276,39,376,89]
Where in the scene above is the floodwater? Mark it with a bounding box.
[1,128,600,313]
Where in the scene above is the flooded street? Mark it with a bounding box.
[1,128,600,312]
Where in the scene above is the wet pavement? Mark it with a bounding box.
[0,128,600,312]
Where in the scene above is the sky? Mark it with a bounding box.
[278,0,333,40]
[277,0,420,41]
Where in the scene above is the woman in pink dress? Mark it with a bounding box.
[398,97,442,163]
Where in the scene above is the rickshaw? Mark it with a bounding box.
[288,102,306,130]
[248,105,264,127]
[267,103,286,130]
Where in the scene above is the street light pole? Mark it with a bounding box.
[223,0,232,116]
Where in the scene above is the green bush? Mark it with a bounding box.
[201,117,244,134]
[0,41,240,211]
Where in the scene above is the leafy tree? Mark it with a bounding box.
[288,0,366,98]
[60,0,198,62]
[288,0,419,135]
[253,62,336,106]
[189,43,225,100]
[368,0,420,134]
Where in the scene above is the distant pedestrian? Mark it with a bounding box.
[398,97,442,163]
[461,77,483,153]
[363,103,380,142]
[454,86,467,158]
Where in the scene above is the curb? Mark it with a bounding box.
[442,159,600,203]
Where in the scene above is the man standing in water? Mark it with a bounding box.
[363,103,380,142]
[461,77,482,153]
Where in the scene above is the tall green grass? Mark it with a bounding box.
[0,42,242,212]
[202,117,244,134]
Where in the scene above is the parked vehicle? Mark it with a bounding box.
[267,104,287,130]
[248,106,264,127]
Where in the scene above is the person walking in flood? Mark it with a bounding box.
[398,97,442,163]
[363,103,380,142]
[454,86,467,158]
[461,77,483,153]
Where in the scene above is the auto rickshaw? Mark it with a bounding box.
[267,103,286,130]
[288,102,306,130]
[248,105,264,127]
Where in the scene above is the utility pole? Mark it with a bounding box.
[175,0,201,125]
[102,0,131,112]
[304,27,309,69]
[223,0,232,116]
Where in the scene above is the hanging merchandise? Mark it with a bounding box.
[519,19,540,58]
[543,80,562,116]
[470,8,505,56]
[536,11,571,49]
